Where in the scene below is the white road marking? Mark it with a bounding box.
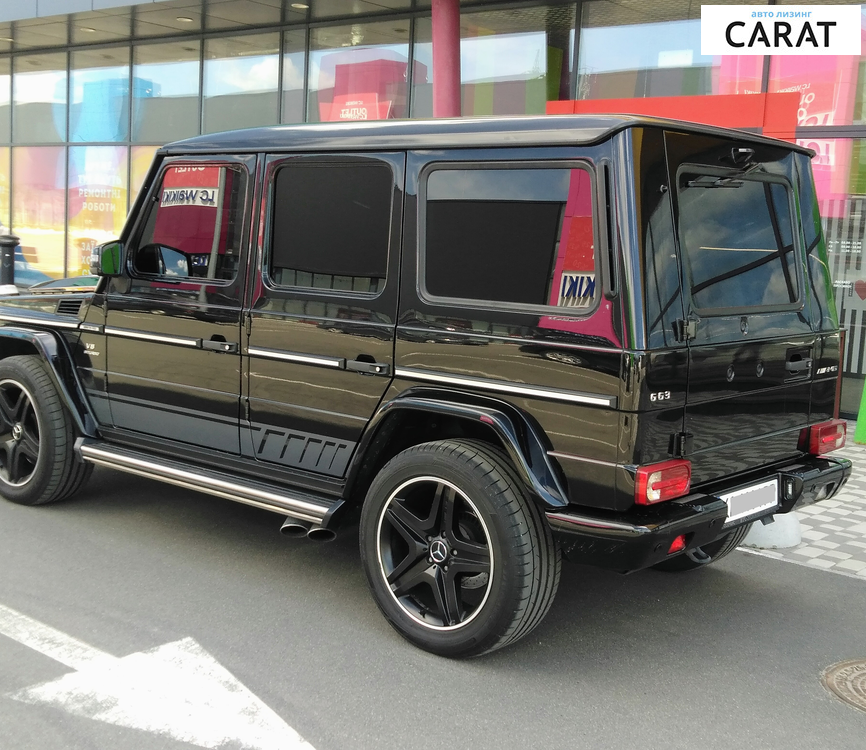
[0,603,115,671]
[0,603,314,750]
[739,547,866,582]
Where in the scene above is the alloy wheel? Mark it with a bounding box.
[0,379,41,486]
[376,476,493,630]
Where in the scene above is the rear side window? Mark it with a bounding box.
[269,161,392,294]
[677,172,799,312]
[423,165,597,311]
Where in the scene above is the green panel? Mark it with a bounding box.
[848,140,866,194]
[546,46,563,103]
[471,82,494,116]
[525,79,547,115]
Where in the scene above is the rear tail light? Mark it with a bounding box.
[635,459,691,505]
[800,419,846,455]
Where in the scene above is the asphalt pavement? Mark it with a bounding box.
[0,464,864,750]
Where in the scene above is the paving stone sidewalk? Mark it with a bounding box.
[743,425,866,579]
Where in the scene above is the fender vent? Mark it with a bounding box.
[56,299,82,317]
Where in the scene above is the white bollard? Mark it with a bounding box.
[742,513,802,549]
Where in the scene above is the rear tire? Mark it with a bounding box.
[0,355,92,506]
[652,523,752,572]
[360,439,560,657]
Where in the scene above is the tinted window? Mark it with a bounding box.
[424,167,596,309]
[678,174,799,311]
[270,161,392,293]
[132,164,247,281]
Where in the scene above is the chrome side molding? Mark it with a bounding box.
[395,367,616,408]
[0,312,81,329]
[104,326,200,348]
[248,346,345,369]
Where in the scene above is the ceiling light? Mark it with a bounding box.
[79,27,96,33]
[176,16,195,23]
[291,3,309,8]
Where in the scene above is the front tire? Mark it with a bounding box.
[360,439,560,657]
[652,523,752,572]
[0,355,92,506]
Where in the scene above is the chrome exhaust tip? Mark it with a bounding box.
[306,525,337,542]
[280,517,312,537]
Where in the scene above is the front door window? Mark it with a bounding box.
[133,164,247,283]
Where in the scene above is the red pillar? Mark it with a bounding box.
[431,0,461,117]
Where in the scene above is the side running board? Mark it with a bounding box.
[76,439,344,527]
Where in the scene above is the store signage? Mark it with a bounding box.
[701,5,861,55]
[160,188,218,208]
[558,272,596,308]
[160,166,221,208]
[327,93,392,122]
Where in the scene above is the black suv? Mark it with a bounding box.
[0,115,852,657]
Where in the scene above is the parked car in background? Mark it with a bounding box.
[27,275,100,294]
[13,248,53,290]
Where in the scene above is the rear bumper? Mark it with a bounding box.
[547,453,852,573]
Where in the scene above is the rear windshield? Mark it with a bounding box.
[677,172,799,312]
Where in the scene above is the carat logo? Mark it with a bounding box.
[701,4,862,55]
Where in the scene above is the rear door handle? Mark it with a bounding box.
[786,358,812,374]
[202,340,238,353]
[346,360,390,375]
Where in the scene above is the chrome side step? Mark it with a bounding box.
[77,439,343,526]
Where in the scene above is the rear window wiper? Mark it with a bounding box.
[687,177,743,189]
[686,163,765,189]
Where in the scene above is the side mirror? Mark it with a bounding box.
[90,241,123,277]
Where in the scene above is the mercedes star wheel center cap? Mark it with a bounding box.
[430,539,448,564]
[11,423,22,441]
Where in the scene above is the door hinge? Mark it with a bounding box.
[244,313,252,337]
[673,318,697,342]
[670,431,694,457]
[243,398,250,422]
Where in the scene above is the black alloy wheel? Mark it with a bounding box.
[0,355,92,506]
[376,475,494,630]
[360,439,560,657]
[0,378,41,486]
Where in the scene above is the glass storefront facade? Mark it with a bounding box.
[1,0,866,413]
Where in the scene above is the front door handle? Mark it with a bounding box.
[346,360,390,375]
[202,339,238,353]
[786,357,812,374]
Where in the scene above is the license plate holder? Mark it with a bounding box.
[721,478,779,524]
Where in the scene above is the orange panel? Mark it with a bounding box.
[762,91,800,142]
[546,100,575,115]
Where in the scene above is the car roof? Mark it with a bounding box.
[162,114,813,156]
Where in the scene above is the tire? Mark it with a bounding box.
[359,439,561,658]
[651,523,753,572]
[0,355,92,506]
